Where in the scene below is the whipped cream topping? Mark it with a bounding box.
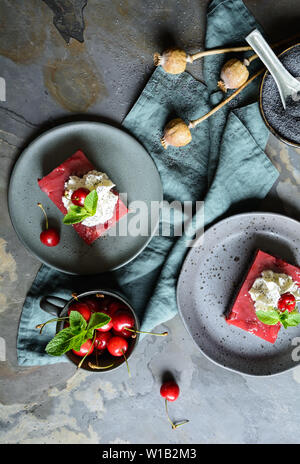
[62,170,118,227]
[249,270,300,312]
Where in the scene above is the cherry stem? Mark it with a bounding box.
[77,332,97,370]
[96,345,99,366]
[124,328,168,337]
[122,349,131,378]
[37,202,48,230]
[36,317,69,334]
[165,399,189,430]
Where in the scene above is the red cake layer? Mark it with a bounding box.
[226,249,300,344]
[38,150,128,245]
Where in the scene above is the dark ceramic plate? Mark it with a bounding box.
[177,212,300,376]
[8,122,163,274]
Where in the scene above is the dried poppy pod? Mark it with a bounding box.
[161,118,192,149]
[154,49,191,75]
[218,58,249,92]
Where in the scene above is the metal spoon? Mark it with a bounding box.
[246,29,300,109]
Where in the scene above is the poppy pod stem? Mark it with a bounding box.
[164,399,189,430]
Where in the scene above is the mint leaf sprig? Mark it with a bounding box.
[36,309,111,358]
[256,308,300,328]
[63,190,98,225]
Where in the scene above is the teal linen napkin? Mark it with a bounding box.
[17,0,279,365]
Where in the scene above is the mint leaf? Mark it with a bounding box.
[256,309,280,325]
[84,190,98,215]
[69,310,87,334]
[45,327,86,356]
[63,209,90,225]
[284,311,300,327]
[86,312,111,338]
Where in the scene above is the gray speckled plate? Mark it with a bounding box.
[8,122,163,274]
[177,212,300,376]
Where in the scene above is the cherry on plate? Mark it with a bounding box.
[107,336,128,357]
[40,228,60,247]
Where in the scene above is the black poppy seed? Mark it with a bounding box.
[261,44,300,145]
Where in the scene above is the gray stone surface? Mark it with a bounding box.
[0,0,299,444]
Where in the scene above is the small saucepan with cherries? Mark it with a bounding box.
[39,290,142,373]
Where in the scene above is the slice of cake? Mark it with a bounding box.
[38,150,128,245]
[226,249,300,344]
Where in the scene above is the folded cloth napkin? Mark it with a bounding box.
[17,0,279,365]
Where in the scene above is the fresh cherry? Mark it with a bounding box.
[278,293,296,312]
[160,381,189,430]
[112,328,133,339]
[112,309,135,333]
[72,339,94,357]
[38,203,60,247]
[71,188,90,207]
[68,302,91,322]
[107,336,130,377]
[94,331,112,350]
[83,297,102,313]
[107,336,128,357]
[96,309,113,332]
[160,381,180,402]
